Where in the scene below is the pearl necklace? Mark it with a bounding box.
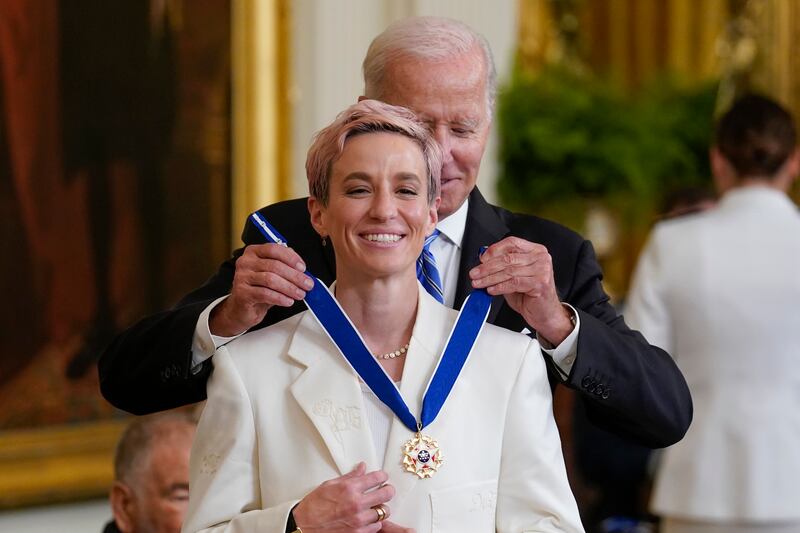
[376,343,409,360]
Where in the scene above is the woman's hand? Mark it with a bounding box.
[293,462,396,533]
[380,521,416,532]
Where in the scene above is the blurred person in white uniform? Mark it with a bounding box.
[625,94,800,533]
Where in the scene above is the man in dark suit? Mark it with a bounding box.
[99,17,691,449]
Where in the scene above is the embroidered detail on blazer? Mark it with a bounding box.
[314,399,362,442]
[469,488,498,513]
[200,453,222,475]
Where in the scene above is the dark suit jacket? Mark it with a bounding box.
[99,189,692,447]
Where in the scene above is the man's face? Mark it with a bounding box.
[379,49,491,219]
[124,429,194,533]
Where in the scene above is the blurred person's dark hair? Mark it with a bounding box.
[715,93,797,180]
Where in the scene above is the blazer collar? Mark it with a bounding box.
[719,185,797,214]
[287,311,379,476]
[455,188,509,320]
[287,284,457,504]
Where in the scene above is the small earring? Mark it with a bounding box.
[321,235,327,246]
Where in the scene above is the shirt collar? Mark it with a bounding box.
[436,197,469,248]
[720,184,796,211]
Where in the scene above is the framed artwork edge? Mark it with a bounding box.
[0,419,128,509]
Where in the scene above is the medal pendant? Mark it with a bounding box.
[402,432,443,478]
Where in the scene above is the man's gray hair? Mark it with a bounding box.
[114,412,196,486]
[362,16,498,114]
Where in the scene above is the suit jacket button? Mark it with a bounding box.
[163,367,171,380]
[581,376,592,389]
[601,389,610,399]
[595,384,604,396]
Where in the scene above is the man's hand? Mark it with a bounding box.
[209,243,314,337]
[293,462,396,533]
[469,236,573,346]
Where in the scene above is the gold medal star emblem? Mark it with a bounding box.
[402,433,443,478]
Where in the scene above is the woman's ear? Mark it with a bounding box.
[710,147,735,194]
[307,196,327,238]
[785,147,800,183]
[427,197,440,234]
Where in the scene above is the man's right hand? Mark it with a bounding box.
[209,243,314,337]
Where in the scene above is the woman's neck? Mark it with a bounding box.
[334,272,418,359]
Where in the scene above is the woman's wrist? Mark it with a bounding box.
[285,503,302,533]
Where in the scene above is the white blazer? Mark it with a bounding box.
[625,186,800,522]
[183,284,582,533]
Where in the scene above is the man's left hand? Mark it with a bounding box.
[469,236,573,346]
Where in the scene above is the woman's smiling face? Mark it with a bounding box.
[309,131,438,281]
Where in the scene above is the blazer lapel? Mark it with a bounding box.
[382,285,454,504]
[455,189,508,322]
[287,312,379,475]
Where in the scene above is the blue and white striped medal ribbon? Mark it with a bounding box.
[250,212,492,478]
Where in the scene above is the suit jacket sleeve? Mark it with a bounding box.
[182,347,299,533]
[557,236,690,448]
[97,255,237,414]
[481,197,691,449]
[98,198,321,414]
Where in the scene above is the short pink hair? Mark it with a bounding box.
[305,99,442,206]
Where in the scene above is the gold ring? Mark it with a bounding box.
[373,504,387,522]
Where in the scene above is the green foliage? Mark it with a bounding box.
[496,66,718,215]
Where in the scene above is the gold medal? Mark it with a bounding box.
[402,432,443,478]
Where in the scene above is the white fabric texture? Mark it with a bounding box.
[183,283,583,532]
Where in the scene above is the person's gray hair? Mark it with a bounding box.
[114,412,196,486]
[362,16,497,115]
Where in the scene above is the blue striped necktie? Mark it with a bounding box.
[417,230,444,303]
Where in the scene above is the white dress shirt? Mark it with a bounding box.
[431,198,469,308]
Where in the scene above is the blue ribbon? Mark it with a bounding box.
[250,212,491,433]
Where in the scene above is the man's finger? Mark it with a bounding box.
[480,236,541,260]
[470,251,551,281]
[471,270,521,290]
[484,276,539,296]
[244,265,313,294]
[246,242,307,271]
[244,286,297,308]
[471,253,536,277]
